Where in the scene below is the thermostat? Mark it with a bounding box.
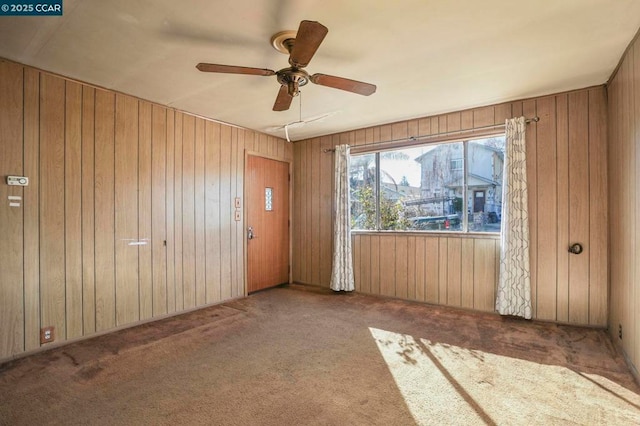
[7,176,28,186]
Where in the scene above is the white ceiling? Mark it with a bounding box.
[1,0,639,141]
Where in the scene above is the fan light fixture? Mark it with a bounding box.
[195,20,376,112]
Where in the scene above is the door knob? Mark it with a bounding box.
[248,226,257,240]
[568,243,583,255]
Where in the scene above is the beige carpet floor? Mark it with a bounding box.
[1,284,639,425]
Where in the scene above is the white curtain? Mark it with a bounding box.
[496,117,532,319]
[330,144,355,292]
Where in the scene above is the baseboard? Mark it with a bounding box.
[617,341,640,387]
[0,295,246,366]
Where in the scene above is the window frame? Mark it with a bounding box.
[349,134,505,235]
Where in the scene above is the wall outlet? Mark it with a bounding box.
[618,324,623,340]
[40,326,55,344]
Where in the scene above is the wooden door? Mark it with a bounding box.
[246,155,290,293]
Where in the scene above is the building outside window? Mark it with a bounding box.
[349,135,505,233]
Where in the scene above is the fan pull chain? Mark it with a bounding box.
[299,90,303,123]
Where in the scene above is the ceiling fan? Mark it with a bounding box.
[196,20,376,111]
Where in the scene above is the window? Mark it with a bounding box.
[349,135,505,233]
[265,187,273,211]
[450,158,463,171]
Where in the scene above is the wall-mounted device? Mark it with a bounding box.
[7,176,29,186]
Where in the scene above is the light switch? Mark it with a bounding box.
[234,197,241,208]
[234,210,241,221]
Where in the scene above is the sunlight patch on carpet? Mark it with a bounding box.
[369,327,640,426]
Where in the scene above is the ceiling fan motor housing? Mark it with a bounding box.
[196,20,375,111]
[276,68,310,96]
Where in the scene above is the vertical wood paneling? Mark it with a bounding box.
[234,129,245,297]
[414,238,426,302]
[622,52,634,359]
[353,235,361,291]
[407,236,416,300]
[461,238,474,309]
[494,103,512,124]
[446,113,461,132]
[94,89,116,332]
[220,125,232,300]
[293,86,607,327]
[556,94,570,323]
[138,101,153,321]
[194,118,206,304]
[392,122,408,140]
[173,113,184,311]
[81,86,96,334]
[23,67,41,351]
[568,91,590,325]
[370,235,381,295]
[438,116,446,134]
[0,60,292,361]
[0,61,24,357]
[608,34,640,374]
[379,236,396,297]
[446,238,462,307]
[0,57,614,361]
[305,137,313,284]
[311,139,321,285]
[229,128,239,296]
[418,118,433,136]
[380,124,392,143]
[298,141,308,282]
[424,237,439,304]
[165,109,176,314]
[181,114,196,309]
[474,239,496,312]
[151,105,167,316]
[588,88,608,327]
[633,42,640,365]
[114,94,139,326]
[360,235,371,294]
[64,81,83,339]
[438,238,448,304]
[40,73,66,339]
[205,121,221,304]
[292,137,301,282]
[608,56,622,346]
[461,111,473,130]
[395,237,408,299]
[535,96,557,321]
[320,136,333,285]
[473,106,494,127]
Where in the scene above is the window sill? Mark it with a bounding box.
[350,230,500,239]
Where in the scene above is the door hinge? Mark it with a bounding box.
[288,174,291,182]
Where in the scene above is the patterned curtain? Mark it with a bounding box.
[496,117,532,318]
[330,144,355,292]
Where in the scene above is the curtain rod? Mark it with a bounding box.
[322,116,539,153]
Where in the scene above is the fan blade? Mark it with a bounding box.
[289,20,328,68]
[310,73,376,96]
[196,63,275,76]
[273,85,293,111]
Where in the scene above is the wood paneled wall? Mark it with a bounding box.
[0,59,291,360]
[293,87,607,326]
[608,34,640,378]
